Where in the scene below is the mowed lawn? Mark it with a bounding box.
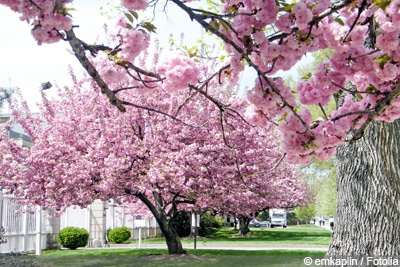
[143,224,332,246]
[206,224,331,245]
[5,224,330,267]
[37,249,326,267]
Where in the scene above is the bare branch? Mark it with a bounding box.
[119,100,200,128]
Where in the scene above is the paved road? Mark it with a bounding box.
[106,243,328,251]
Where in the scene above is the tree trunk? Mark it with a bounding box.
[238,217,250,235]
[155,214,186,254]
[135,192,186,254]
[327,120,400,257]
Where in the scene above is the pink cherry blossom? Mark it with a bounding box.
[3,0,400,167]
[121,0,148,11]
[292,1,313,31]
[157,52,200,92]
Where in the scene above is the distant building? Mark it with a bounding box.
[1,114,33,147]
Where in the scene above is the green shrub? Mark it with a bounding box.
[199,213,224,237]
[57,227,89,250]
[107,227,131,243]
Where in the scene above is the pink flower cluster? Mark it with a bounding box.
[93,53,127,84]
[292,2,313,30]
[0,0,73,45]
[32,13,72,45]
[4,0,400,167]
[121,0,148,11]
[109,16,150,62]
[297,62,346,106]
[157,52,200,92]
[246,77,295,119]
[0,75,308,219]
[240,0,400,164]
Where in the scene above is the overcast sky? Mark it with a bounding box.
[0,1,306,113]
[0,1,203,110]
[0,1,114,111]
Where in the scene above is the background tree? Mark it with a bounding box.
[313,160,336,217]
[294,204,316,224]
[301,159,336,218]
[0,87,13,111]
[0,73,307,254]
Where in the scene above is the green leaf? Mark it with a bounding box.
[209,19,219,31]
[334,17,345,26]
[129,10,139,20]
[32,23,41,31]
[365,86,378,94]
[372,0,391,10]
[141,22,157,33]
[187,47,199,58]
[220,20,231,33]
[301,72,312,81]
[373,54,390,69]
[354,92,363,101]
[279,3,295,12]
[125,12,134,24]
[64,7,76,12]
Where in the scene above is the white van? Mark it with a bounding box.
[270,213,287,228]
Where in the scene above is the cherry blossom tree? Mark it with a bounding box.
[0,71,307,254]
[2,0,400,257]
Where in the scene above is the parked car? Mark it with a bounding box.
[270,213,287,228]
[249,219,260,227]
[259,221,271,228]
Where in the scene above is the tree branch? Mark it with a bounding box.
[349,84,400,141]
[65,29,126,112]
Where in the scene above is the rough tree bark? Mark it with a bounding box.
[327,120,400,257]
[153,212,186,255]
[238,217,251,235]
[135,191,186,254]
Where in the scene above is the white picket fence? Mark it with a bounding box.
[0,193,47,253]
[62,203,161,241]
[0,193,161,253]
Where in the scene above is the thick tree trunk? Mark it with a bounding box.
[155,214,186,254]
[135,192,186,254]
[327,120,400,257]
[239,217,250,235]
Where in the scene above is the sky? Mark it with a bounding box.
[0,1,306,112]
[0,1,205,110]
[0,1,112,111]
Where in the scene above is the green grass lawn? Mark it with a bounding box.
[137,224,332,246]
[4,224,330,267]
[36,249,326,267]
